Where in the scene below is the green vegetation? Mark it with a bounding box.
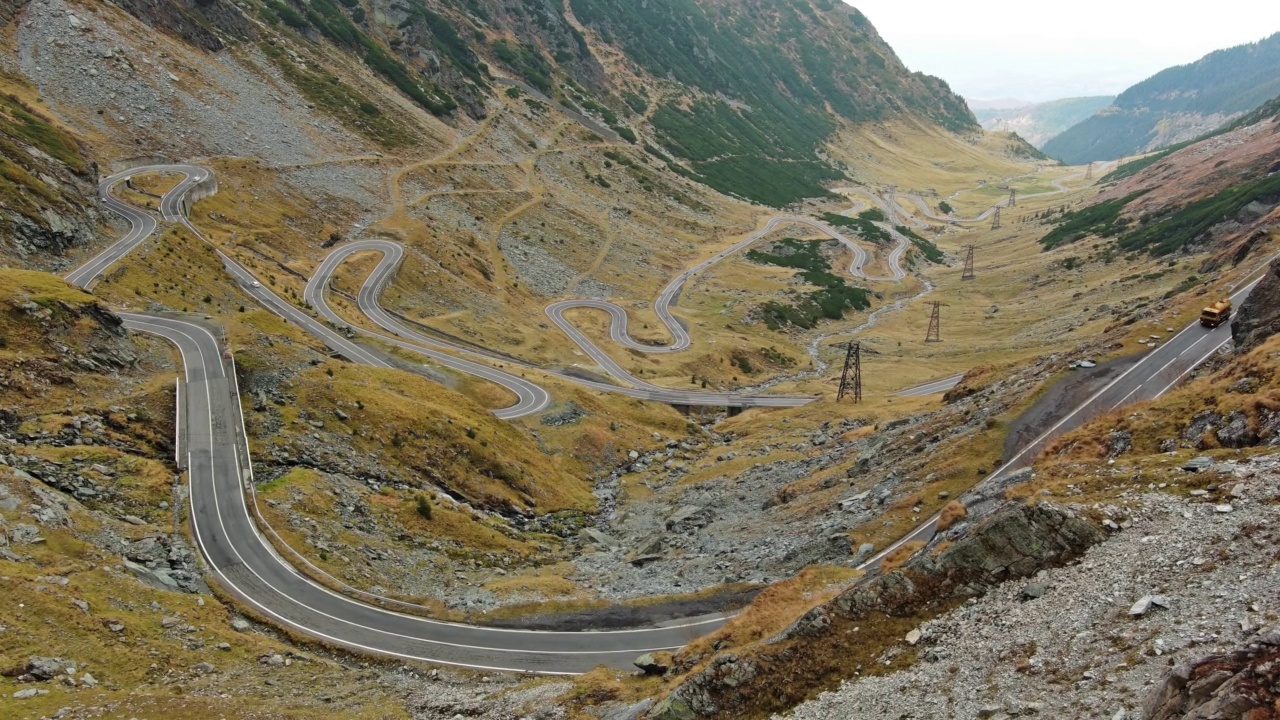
[1101,95,1280,183]
[623,91,648,114]
[650,99,841,206]
[410,5,485,84]
[1043,32,1280,163]
[1117,172,1280,255]
[820,212,891,244]
[567,0,975,206]
[1045,169,1280,256]
[938,200,953,214]
[1039,191,1147,249]
[261,0,456,115]
[0,93,85,172]
[857,207,885,222]
[602,150,707,210]
[747,238,871,330]
[260,42,416,148]
[896,226,944,263]
[1099,144,1188,183]
[0,90,87,219]
[492,39,552,93]
[416,494,433,520]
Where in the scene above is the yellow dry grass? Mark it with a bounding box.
[674,565,860,661]
[0,466,412,720]
[879,540,926,573]
[279,362,594,513]
[936,500,968,531]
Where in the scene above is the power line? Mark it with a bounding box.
[837,341,861,403]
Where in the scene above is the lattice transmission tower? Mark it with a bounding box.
[836,341,862,403]
[961,245,975,281]
[925,302,947,343]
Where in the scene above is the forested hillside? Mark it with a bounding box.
[1043,32,1280,164]
[568,0,976,204]
[65,0,975,207]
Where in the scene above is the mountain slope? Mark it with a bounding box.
[1041,95,1280,262]
[973,95,1113,147]
[68,0,975,207]
[569,0,976,204]
[1043,32,1280,164]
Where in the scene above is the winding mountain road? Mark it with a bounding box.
[541,215,907,385]
[64,164,209,289]
[70,164,735,674]
[62,158,1259,674]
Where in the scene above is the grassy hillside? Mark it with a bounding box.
[1043,32,1280,163]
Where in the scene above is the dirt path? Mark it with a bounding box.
[567,208,613,293]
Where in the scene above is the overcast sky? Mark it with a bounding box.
[846,1,1280,103]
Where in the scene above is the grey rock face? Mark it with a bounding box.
[1143,623,1280,719]
[655,502,1105,718]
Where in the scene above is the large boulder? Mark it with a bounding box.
[1144,623,1280,719]
[1232,257,1280,353]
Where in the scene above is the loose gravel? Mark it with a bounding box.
[779,455,1280,720]
[17,0,368,166]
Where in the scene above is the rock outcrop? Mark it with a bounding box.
[1233,257,1280,353]
[649,502,1105,719]
[1143,623,1280,719]
[109,0,254,51]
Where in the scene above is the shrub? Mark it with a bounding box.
[416,494,433,520]
[879,540,926,573]
[936,501,967,531]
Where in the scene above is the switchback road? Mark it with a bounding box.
[77,165,731,673]
[65,158,1257,673]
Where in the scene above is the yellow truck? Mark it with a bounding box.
[1200,299,1232,328]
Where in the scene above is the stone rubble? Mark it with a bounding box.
[780,455,1280,720]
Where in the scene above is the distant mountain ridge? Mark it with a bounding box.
[1042,32,1280,164]
[973,96,1113,148]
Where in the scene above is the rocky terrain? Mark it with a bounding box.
[8,0,1280,717]
[1232,257,1280,352]
[781,455,1280,720]
[567,344,1111,605]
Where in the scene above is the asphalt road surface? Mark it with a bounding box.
[119,313,729,673]
[68,159,1246,673]
[896,374,966,397]
[859,271,1258,571]
[78,168,732,673]
[306,239,816,410]
[64,164,209,289]
[544,214,908,389]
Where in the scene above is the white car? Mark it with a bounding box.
[251,281,261,288]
